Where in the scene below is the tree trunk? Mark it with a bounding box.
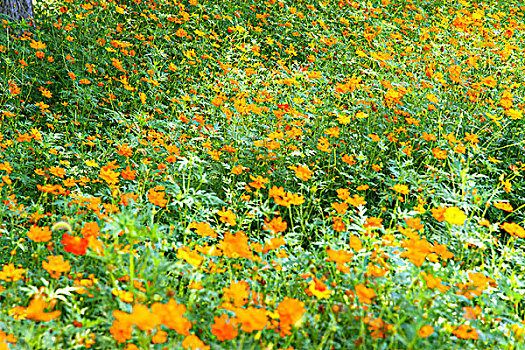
[0,0,34,22]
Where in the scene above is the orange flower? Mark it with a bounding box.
[326,247,353,265]
[481,76,497,88]
[349,235,363,252]
[0,331,17,346]
[152,329,168,344]
[130,304,160,331]
[81,222,100,238]
[422,132,437,141]
[264,216,287,234]
[80,221,103,251]
[188,281,203,290]
[346,194,366,207]
[364,217,383,229]
[0,161,13,174]
[147,188,168,207]
[234,307,267,333]
[400,237,432,266]
[432,243,454,260]
[99,168,120,185]
[463,305,481,320]
[342,154,356,165]
[49,166,66,178]
[418,325,434,337]
[285,192,305,206]
[30,40,46,50]
[121,165,137,180]
[248,175,269,189]
[277,297,305,336]
[367,264,387,277]
[452,325,478,340]
[110,319,133,343]
[337,188,350,200]
[262,236,286,254]
[332,217,346,232]
[223,280,250,307]
[218,231,252,259]
[421,272,450,293]
[211,314,238,341]
[355,283,376,304]
[270,188,305,207]
[182,335,210,350]
[405,217,424,231]
[463,132,479,144]
[468,272,494,289]
[432,147,448,160]
[331,202,348,215]
[24,296,61,322]
[357,184,369,191]
[175,28,188,37]
[289,165,313,181]
[431,206,446,222]
[316,137,331,152]
[117,143,133,157]
[231,165,244,175]
[189,221,217,238]
[61,233,88,256]
[363,316,393,339]
[270,185,287,200]
[217,208,237,226]
[27,225,52,243]
[151,299,192,335]
[448,64,462,83]
[494,201,513,212]
[443,206,467,225]
[42,255,71,279]
[112,289,134,303]
[500,222,525,238]
[0,264,26,282]
[426,93,438,104]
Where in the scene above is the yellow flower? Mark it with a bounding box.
[84,160,99,167]
[392,184,409,195]
[426,93,438,104]
[112,289,134,303]
[177,248,204,267]
[337,114,351,124]
[443,207,467,225]
[308,279,331,299]
[506,109,523,120]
